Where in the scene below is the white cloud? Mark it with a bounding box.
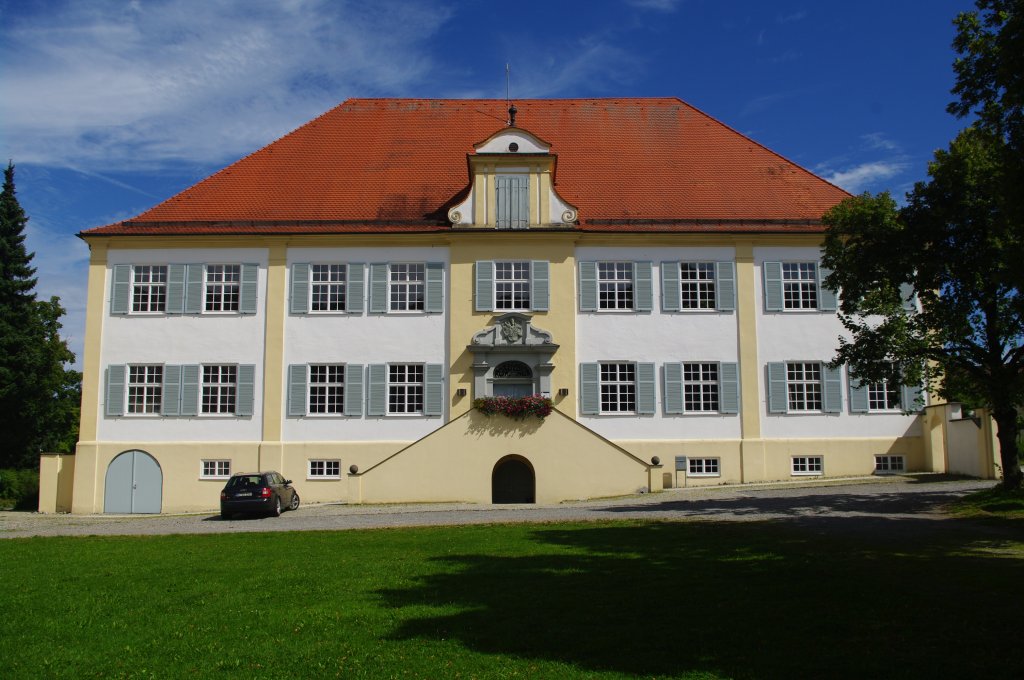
[777,10,807,24]
[823,161,908,193]
[861,132,901,152]
[0,0,454,171]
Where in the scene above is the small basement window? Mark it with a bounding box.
[791,456,823,476]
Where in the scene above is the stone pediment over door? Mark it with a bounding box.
[468,313,559,397]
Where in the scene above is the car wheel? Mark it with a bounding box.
[220,510,231,520]
[289,492,300,511]
[272,497,282,517]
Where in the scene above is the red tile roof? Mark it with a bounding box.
[82,98,849,236]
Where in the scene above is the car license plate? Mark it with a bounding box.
[235,492,252,497]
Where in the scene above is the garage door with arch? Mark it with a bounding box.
[104,450,163,513]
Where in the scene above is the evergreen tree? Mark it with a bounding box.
[0,163,80,468]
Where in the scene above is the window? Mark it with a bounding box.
[495,262,531,310]
[389,264,425,312]
[867,380,901,411]
[682,363,719,412]
[792,456,823,475]
[787,362,823,412]
[687,458,720,476]
[389,364,424,414]
[875,455,906,473]
[127,365,162,414]
[202,365,238,414]
[600,363,636,413]
[309,364,345,414]
[132,265,167,313]
[205,264,241,312]
[495,174,529,229]
[201,460,231,479]
[680,263,716,310]
[308,459,341,479]
[782,263,818,309]
[311,264,346,312]
[598,262,634,310]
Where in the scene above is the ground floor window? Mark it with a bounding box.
[308,459,341,479]
[200,460,231,479]
[874,455,906,473]
[792,456,823,475]
[687,458,720,476]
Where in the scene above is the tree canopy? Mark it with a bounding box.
[0,163,81,469]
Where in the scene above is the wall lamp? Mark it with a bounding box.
[456,388,468,397]
[558,388,570,396]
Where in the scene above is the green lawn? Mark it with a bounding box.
[950,486,1024,519]
[2,519,1022,679]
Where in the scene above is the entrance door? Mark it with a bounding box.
[104,450,163,513]
[491,455,536,504]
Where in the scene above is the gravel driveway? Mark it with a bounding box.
[0,475,1005,540]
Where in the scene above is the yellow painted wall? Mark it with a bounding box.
[38,454,76,513]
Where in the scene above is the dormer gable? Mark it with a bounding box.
[448,125,578,229]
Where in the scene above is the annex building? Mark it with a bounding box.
[40,98,993,514]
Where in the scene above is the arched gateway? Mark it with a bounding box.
[104,449,163,513]
[491,455,536,504]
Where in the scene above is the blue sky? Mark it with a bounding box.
[0,0,977,366]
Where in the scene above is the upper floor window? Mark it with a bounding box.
[495,174,529,229]
[205,265,241,312]
[598,263,634,310]
[495,262,531,310]
[664,361,739,415]
[105,363,254,417]
[127,365,162,414]
[309,364,345,414]
[763,261,837,313]
[661,261,736,312]
[579,261,653,313]
[132,266,167,313]
[786,362,823,411]
[389,364,425,414]
[287,363,363,417]
[683,362,720,412]
[311,264,347,312]
[600,362,637,413]
[680,263,716,310]
[475,260,549,312]
[368,262,444,314]
[202,364,238,414]
[766,361,843,414]
[579,361,656,415]
[290,263,364,315]
[848,364,924,413]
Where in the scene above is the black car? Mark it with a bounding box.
[220,471,299,519]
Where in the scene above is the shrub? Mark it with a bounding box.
[473,395,554,420]
[0,468,40,510]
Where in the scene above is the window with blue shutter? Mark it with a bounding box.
[636,362,656,414]
[239,264,258,314]
[475,261,494,312]
[817,265,838,312]
[663,363,684,414]
[531,260,549,311]
[367,364,387,416]
[110,265,131,315]
[368,264,389,313]
[822,364,843,413]
[496,175,529,228]
[661,262,681,312]
[344,364,364,417]
[347,263,365,313]
[287,364,308,417]
[763,262,784,312]
[579,261,598,311]
[423,364,444,416]
[899,282,917,312]
[719,362,739,413]
[180,365,200,416]
[184,264,204,314]
[425,262,444,313]
[767,362,788,413]
[579,363,600,415]
[715,262,736,312]
[901,382,924,412]
[634,262,653,312]
[105,365,126,416]
[236,365,256,416]
[848,369,870,413]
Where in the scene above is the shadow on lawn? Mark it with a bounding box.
[378,517,1024,680]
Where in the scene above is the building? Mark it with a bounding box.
[41,97,986,514]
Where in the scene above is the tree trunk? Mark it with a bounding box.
[992,406,1023,490]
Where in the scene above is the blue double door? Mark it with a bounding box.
[104,450,163,513]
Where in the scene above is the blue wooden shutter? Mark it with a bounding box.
[512,175,529,228]
[580,363,600,415]
[287,364,307,417]
[369,264,388,313]
[290,264,310,314]
[663,363,683,414]
[579,261,597,311]
[180,365,200,416]
[530,260,549,311]
[634,262,653,311]
[767,362,788,413]
[661,262,681,312]
[899,282,917,312]
[716,261,736,312]
[719,362,739,414]
[495,176,510,228]
[110,265,131,315]
[901,382,924,412]
[475,261,494,312]
[424,364,444,416]
[818,264,838,312]
[823,364,842,413]
[425,262,444,313]
[236,365,255,416]
[636,362,656,414]
[184,264,204,314]
[344,364,364,416]
[105,365,126,416]
[848,368,869,413]
[763,262,783,312]
[166,265,186,314]
[347,263,365,313]
[240,264,258,314]
[367,364,387,416]
[162,365,182,416]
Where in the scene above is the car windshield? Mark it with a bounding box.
[226,475,263,489]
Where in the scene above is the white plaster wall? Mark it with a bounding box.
[575,247,742,440]
[282,247,449,441]
[755,246,922,438]
[475,130,550,154]
[98,248,268,442]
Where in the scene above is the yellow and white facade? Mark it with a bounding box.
[42,99,973,513]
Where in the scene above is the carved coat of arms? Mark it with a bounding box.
[500,318,523,343]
